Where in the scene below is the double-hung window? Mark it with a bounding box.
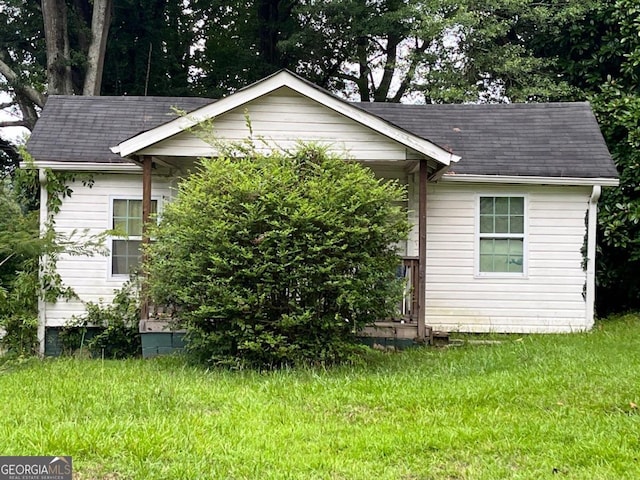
[111,199,157,276]
[478,196,525,275]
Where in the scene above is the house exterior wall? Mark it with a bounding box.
[138,90,413,161]
[421,181,591,333]
[43,173,173,327]
[44,171,593,334]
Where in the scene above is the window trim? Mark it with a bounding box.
[107,195,161,280]
[474,193,528,279]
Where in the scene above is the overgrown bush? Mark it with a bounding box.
[0,314,38,356]
[61,281,141,358]
[0,182,40,357]
[146,144,410,368]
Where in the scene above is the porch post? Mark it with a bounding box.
[417,159,428,342]
[140,155,152,325]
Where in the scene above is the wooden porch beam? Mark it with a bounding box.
[417,158,427,342]
[140,155,152,325]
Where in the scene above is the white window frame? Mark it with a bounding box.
[108,195,161,280]
[475,193,528,278]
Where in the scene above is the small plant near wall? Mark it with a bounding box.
[145,142,410,369]
[60,280,141,359]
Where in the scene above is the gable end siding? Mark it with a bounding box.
[138,91,411,161]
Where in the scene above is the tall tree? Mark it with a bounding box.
[191,0,297,98]
[282,0,462,102]
[101,0,199,96]
[0,0,113,135]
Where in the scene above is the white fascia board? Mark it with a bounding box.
[21,161,141,172]
[441,173,619,187]
[113,70,460,166]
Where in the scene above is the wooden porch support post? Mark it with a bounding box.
[140,155,152,326]
[417,159,428,342]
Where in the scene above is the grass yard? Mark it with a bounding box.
[1,315,639,479]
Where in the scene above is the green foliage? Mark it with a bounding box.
[61,281,141,359]
[0,314,37,357]
[593,83,640,313]
[146,143,409,368]
[0,178,40,356]
[0,162,103,356]
[1,314,640,478]
[102,0,198,96]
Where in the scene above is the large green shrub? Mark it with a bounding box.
[146,144,410,368]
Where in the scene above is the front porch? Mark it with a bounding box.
[359,256,435,346]
[136,155,436,356]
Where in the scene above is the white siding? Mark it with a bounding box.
[423,182,591,333]
[44,173,173,327]
[139,90,411,161]
[45,171,593,334]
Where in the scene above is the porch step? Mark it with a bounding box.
[432,330,450,346]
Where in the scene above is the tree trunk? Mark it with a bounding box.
[42,0,73,95]
[83,0,112,96]
[374,33,400,102]
[354,35,371,102]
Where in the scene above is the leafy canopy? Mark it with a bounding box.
[146,144,410,368]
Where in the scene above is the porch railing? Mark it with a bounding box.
[399,256,419,322]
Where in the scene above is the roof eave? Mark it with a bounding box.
[440,173,619,187]
[21,160,141,172]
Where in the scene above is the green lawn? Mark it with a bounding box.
[1,315,639,480]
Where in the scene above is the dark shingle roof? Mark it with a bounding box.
[356,101,617,179]
[27,95,617,179]
[27,95,214,164]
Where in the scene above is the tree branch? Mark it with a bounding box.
[391,38,429,103]
[0,119,30,128]
[0,101,16,110]
[0,56,46,108]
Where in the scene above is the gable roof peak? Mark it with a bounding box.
[112,69,460,166]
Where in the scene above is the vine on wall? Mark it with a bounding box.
[1,152,105,356]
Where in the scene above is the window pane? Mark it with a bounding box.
[112,239,127,255]
[127,240,142,257]
[113,199,127,217]
[480,215,494,233]
[111,197,152,275]
[479,239,493,254]
[480,197,494,215]
[112,256,128,275]
[495,197,509,214]
[480,255,494,272]
[493,239,509,254]
[511,215,524,234]
[493,255,509,272]
[510,239,523,255]
[112,240,142,275]
[495,216,509,233]
[128,218,143,236]
[113,218,127,232]
[128,200,142,218]
[508,256,524,272]
[478,197,525,274]
[510,197,524,215]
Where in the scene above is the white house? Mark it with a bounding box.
[26,70,619,355]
